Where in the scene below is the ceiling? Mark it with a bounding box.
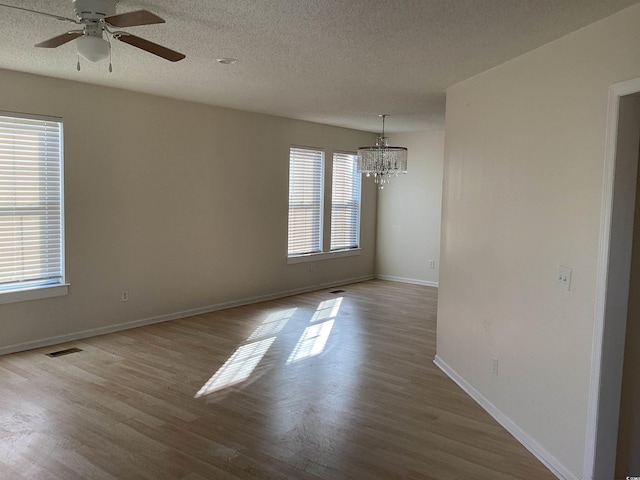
[0,0,638,133]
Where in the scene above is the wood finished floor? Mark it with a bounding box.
[0,280,555,480]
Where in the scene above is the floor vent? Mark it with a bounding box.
[46,347,83,358]
[330,289,345,294]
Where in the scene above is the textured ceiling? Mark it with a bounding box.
[0,0,638,133]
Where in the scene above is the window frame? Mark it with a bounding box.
[330,151,361,252]
[286,146,362,264]
[0,111,68,305]
[287,146,325,258]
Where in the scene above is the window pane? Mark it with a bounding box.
[288,147,324,256]
[0,112,64,292]
[331,152,361,251]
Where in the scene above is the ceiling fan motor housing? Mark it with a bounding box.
[73,0,117,22]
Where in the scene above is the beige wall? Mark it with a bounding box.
[438,4,640,479]
[0,68,377,354]
[375,130,443,286]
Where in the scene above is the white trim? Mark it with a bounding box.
[584,78,620,480]
[287,248,361,264]
[376,274,438,288]
[0,275,374,356]
[434,355,577,480]
[0,284,69,305]
[585,77,640,479]
[0,109,62,123]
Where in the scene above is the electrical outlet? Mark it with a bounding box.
[491,357,499,375]
[558,265,572,291]
[121,290,129,302]
[428,259,436,269]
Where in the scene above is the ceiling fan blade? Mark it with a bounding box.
[104,10,165,27]
[35,31,84,48]
[0,2,77,23]
[113,33,185,62]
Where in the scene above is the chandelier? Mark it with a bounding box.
[357,114,408,189]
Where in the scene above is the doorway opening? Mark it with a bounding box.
[586,81,640,479]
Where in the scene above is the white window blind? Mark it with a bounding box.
[0,112,64,293]
[331,152,361,251]
[288,147,324,256]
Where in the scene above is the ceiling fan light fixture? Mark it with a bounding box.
[76,34,110,62]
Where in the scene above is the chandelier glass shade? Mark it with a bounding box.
[357,115,407,189]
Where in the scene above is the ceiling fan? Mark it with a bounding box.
[0,0,185,68]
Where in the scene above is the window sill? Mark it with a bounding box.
[0,284,69,306]
[287,248,361,264]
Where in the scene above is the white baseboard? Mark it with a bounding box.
[433,355,578,480]
[0,274,375,356]
[376,274,438,288]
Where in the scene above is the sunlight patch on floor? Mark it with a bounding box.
[310,297,343,323]
[196,298,343,396]
[195,308,297,397]
[286,319,335,364]
[286,297,342,364]
[247,308,296,341]
[195,337,276,397]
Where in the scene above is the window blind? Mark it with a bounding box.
[0,112,64,292]
[288,147,324,256]
[331,152,361,251]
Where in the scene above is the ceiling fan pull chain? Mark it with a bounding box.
[76,54,81,72]
[108,37,113,72]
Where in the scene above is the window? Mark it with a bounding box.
[330,152,361,251]
[287,147,324,256]
[287,147,363,261]
[0,112,65,300]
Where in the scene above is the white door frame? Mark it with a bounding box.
[585,77,640,479]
